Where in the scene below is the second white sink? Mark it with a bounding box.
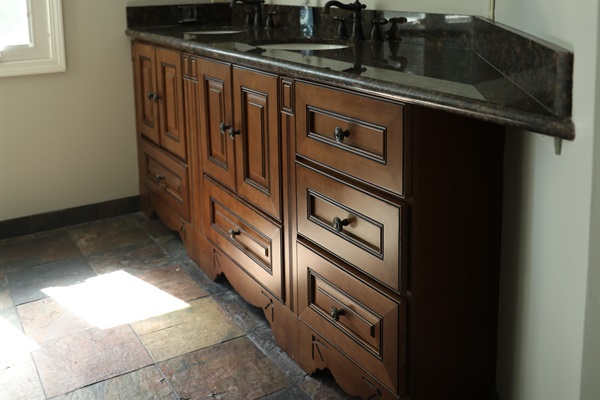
[257,42,351,51]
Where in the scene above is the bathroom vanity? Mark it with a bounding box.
[126,4,573,399]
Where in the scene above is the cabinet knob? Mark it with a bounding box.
[219,122,230,135]
[228,127,241,140]
[332,217,349,233]
[147,92,160,103]
[155,174,164,181]
[228,228,241,240]
[329,307,345,321]
[333,127,350,143]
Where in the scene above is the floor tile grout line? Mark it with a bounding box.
[128,322,183,400]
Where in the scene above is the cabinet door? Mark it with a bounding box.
[197,58,236,191]
[233,67,281,220]
[156,47,186,160]
[132,42,159,144]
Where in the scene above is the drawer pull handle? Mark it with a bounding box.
[155,174,164,181]
[228,228,241,240]
[147,92,160,103]
[333,127,350,143]
[329,307,345,321]
[219,123,240,139]
[228,127,241,140]
[219,122,230,135]
[332,217,349,233]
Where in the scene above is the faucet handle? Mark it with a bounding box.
[333,16,349,39]
[244,8,253,25]
[265,11,277,28]
[370,18,388,41]
[387,16,408,40]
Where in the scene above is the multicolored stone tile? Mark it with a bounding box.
[0,272,13,309]
[158,336,292,400]
[51,365,177,400]
[17,297,92,344]
[137,265,208,302]
[0,352,45,400]
[0,229,81,272]
[179,259,232,295]
[68,216,153,256]
[213,290,270,333]
[0,308,45,400]
[6,256,96,305]
[86,242,174,276]
[297,370,359,400]
[132,296,245,362]
[32,325,153,398]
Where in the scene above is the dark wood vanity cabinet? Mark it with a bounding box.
[196,57,282,221]
[132,42,191,235]
[131,42,505,400]
[292,81,504,400]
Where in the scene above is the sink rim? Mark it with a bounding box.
[184,29,244,35]
[253,42,351,51]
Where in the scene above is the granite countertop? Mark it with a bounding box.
[126,4,574,139]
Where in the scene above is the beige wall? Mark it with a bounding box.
[494,0,600,399]
[0,0,137,220]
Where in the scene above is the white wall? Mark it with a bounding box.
[494,0,599,400]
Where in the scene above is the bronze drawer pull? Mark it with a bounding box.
[147,92,160,103]
[329,307,345,321]
[333,127,350,143]
[219,122,230,135]
[219,122,241,139]
[332,217,349,233]
[228,228,241,240]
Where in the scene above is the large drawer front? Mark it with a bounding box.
[298,244,406,394]
[203,177,283,300]
[296,164,406,293]
[140,139,189,221]
[295,81,405,196]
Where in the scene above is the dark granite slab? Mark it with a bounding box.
[125,4,574,139]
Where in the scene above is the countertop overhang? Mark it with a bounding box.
[126,5,575,139]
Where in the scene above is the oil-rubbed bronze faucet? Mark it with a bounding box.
[323,0,367,39]
[231,0,265,27]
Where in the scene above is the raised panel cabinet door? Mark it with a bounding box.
[232,67,281,220]
[156,47,187,161]
[132,42,159,144]
[197,58,236,191]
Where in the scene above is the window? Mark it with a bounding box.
[0,0,66,77]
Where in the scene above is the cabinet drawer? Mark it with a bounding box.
[295,81,405,196]
[296,164,406,293]
[203,177,283,300]
[140,139,189,221]
[298,244,406,394]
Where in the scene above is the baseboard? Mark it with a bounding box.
[0,196,140,240]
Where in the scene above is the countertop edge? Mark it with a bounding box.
[125,28,575,140]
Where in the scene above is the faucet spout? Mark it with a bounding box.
[322,0,366,39]
[322,1,347,14]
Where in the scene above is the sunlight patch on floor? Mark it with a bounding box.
[42,270,190,329]
[0,317,40,361]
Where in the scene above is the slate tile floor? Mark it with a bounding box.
[0,214,356,400]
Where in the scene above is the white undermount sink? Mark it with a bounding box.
[256,42,351,51]
[184,29,243,35]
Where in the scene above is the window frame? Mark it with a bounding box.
[0,0,66,78]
